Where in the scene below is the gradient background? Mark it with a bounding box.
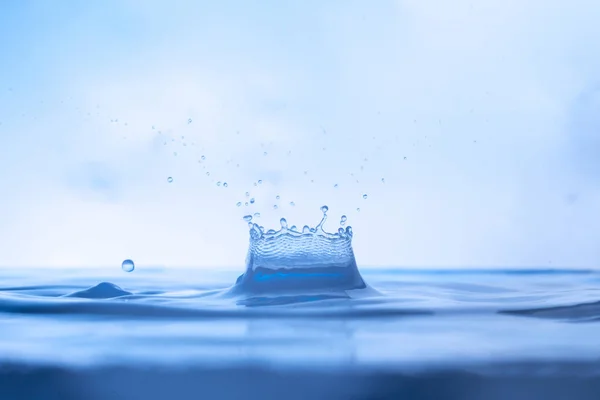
[0,0,598,269]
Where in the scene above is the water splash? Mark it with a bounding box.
[230,206,368,297]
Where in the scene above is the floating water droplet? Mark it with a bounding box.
[253,182,258,187]
[236,202,242,207]
[258,180,263,184]
[187,118,192,124]
[243,215,253,222]
[276,195,280,200]
[254,212,261,218]
[363,194,368,199]
[381,178,385,183]
[356,207,361,212]
[245,192,250,197]
[280,218,288,229]
[273,204,279,210]
[334,184,338,188]
[216,181,222,186]
[167,177,173,183]
[340,215,347,226]
[320,205,329,214]
[206,172,210,176]
[173,152,178,156]
[223,182,228,188]
[250,198,255,204]
[201,155,206,160]
[289,201,295,206]
[263,151,268,156]
[245,202,249,206]
[121,259,135,273]
[404,156,407,160]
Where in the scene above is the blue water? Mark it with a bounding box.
[2,266,600,399]
[1,215,600,399]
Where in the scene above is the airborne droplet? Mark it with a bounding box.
[121,259,135,273]
[320,205,329,214]
[167,177,173,183]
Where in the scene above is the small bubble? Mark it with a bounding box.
[216,181,221,186]
[254,212,261,218]
[320,205,329,214]
[276,195,280,200]
[243,215,253,222]
[187,118,192,124]
[223,182,228,188]
[236,202,242,207]
[167,177,173,183]
[363,194,368,199]
[273,204,279,210]
[250,198,255,204]
[289,201,295,206]
[280,218,288,229]
[121,259,135,273]
[258,179,263,184]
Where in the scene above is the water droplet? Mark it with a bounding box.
[302,225,311,234]
[363,194,368,199]
[346,226,353,236]
[245,202,249,206]
[273,204,279,210]
[245,192,250,197]
[121,259,135,273]
[289,201,295,206]
[334,184,338,188]
[187,118,192,124]
[381,178,385,183]
[280,218,288,229]
[320,205,329,214]
[250,198,255,204]
[356,208,361,212]
[206,172,210,176]
[243,215,253,222]
[152,125,155,130]
[173,152,178,156]
[254,212,261,218]
[201,155,206,161]
[216,181,222,186]
[340,215,347,226]
[253,182,258,187]
[263,151,268,156]
[403,156,407,160]
[338,228,345,235]
[276,195,280,200]
[258,180,263,184]
[167,177,173,183]
[236,202,242,207]
[223,182,228,188]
